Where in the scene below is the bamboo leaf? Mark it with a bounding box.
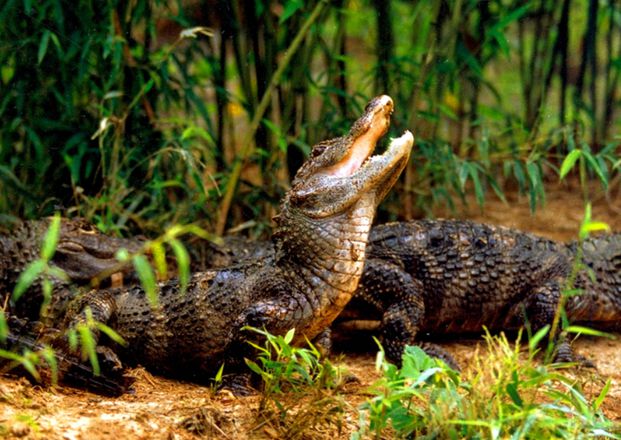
[581,221,611,235]
[40,346,59,385]
[458,162,470,190]
[582,151,609,188]
[564,325,615,338]
[593,379,612,411]
[526,161,543,212]
[284,328,295,345]
[41,215,61,260]
[468,164,485,206]
[132,254,158,307]
[96,322,127,346]
[505,382,523,407]
[491,3,532,32]
[280,0,304,24]
[77,324,100,376]
[12,260,45,302]
[529,325,550,352]
[559,149,581,179]
[150,241,168,280]
[19,355,40,381]
[168,239,190,295]
[0,311,7,342]
[214,363,225,384]
[37,30,51,64]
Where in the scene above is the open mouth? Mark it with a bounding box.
[326,95,394,178]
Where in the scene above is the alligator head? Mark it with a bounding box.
[0,218,142,290]
[272,95,413,339]
[53,219,142,283]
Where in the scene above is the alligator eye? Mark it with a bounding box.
[474,236,487,248]
[56,242,85,253]
[310,143,327,158]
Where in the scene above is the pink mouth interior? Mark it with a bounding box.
[324,115,389,178]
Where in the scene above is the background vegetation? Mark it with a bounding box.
[0,0,619,236]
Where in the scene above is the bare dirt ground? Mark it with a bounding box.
[1,181,621,439]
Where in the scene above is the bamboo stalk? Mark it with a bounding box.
[215,0,329,235]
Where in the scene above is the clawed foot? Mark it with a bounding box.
[218,372,257,397]
[553,341,596,369]
[57,345,133,396]
[417,342,461,371]
[388,342,461,372]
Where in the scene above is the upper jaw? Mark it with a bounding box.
[290,130,414,219]
[325,95,394,178]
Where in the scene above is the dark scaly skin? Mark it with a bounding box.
[58,96,413,387]
[566,233,621,331]
[336,220,621,368]
[165,221,621,368]
[186,235,274,271]
[338,219,570,366]
[0,219,142,394]
[0,218,141,321]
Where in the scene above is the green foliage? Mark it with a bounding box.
[1,1,619,230]
[354,337,619,439]
[66,306,126,377]
[244,326,347,439]
[12,214,67,316]
[244,327,341,395]
[0,311,7,343]
[1,215,130,381]
[0,348,45,382]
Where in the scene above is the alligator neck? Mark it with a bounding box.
[272,195,375,336]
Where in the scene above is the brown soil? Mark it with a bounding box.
[1,181,621,439]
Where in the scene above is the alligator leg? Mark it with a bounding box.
[522,278,593,365]
[1,315,132,396]
[311,327,332,357]
[358,259,459,369]
[47,289,133,392]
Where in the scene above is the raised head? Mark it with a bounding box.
[272,95,413,338]
[279,95,413,221]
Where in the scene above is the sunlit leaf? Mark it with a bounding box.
[280,0,304,23]
[77,324,100,376]
[582,151,609,188]
[150,241,168,280]
[214,363,225,384]
[12,260,45,302]
[41,214,61,260]
[132,254,158,307]
[179,26,214,39]
[559,149,581,179]
[284,328,295,345]
[564,325,615,339]
[581,221,611,235]
[0,311,7,342]
[593,379,611,411]
[168,239,190,295]
[38,30,51,64]
[529,325,550,352]
[96,322,127,346]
